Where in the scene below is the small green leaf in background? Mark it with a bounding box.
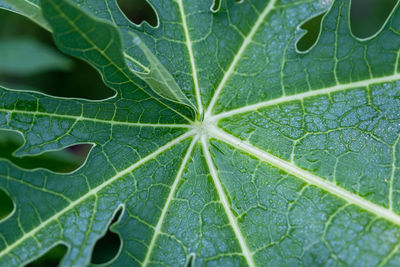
[0,0,50,31]
[127,31,197,110]
[0,38,72,76]
[0,189,13,220]
[0,130,90,173]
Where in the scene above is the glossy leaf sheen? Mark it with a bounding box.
[1,0,400,266]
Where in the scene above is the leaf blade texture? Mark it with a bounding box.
[1,0,400,266]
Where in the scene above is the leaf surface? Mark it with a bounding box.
[1,0,400,266]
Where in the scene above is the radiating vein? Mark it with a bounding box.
[210,73,400,121]
[143,136,197,266]
[205,0,277,117]
[176,0,203,115]
[209,126,400,226]
[390,136,400,210]
[0,130,195,258]
[0,109,191,128]
[201,136,255,267]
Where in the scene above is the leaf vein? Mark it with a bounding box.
[211,73,400,121]
[0,109,190,128]
[205,0,277,117]
[201,136,256,267]
[209,126,400,226]
[142,136,197,266]
[176,0,203,115]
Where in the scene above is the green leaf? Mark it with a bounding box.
[127,31,196,110]
[42,0,195,118]
[1,0,400,266]
[0,0,50,31]
[0,130,86,173]
[0,38,72,75]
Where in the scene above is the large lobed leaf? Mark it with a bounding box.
[0,0,400,266]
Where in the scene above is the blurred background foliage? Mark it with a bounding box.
[0,0,398,265]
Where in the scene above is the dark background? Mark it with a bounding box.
[0,0,397,265]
